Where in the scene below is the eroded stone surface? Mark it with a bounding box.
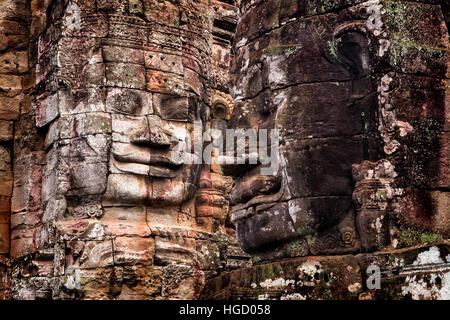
[202,242,450,300]
[0,0,448,301]
[0,0,250,300]
[228,0,449,267]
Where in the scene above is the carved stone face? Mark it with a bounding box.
[26,0,240,300]
[228,1,449,259]
[102,90,204,208]
[35,1,212,212]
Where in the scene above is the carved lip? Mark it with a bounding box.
[111,142,183,168]
[232,191,283,211]
[112,146,182,178]
[230,166,282,205]
[231,194,282,223]
[113,153,181,168]
[230,169,283,223]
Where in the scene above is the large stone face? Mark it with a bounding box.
[0,0,250,300]
[227,0,449,264]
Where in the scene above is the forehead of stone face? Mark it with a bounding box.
[231,15,358,102]
[232,1,449,105]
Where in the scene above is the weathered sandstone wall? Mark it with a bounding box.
[0,0,250,300]
[203,0,450,299]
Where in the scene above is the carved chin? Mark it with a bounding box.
[235,202,298,252]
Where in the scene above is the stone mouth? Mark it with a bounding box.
[231,185,284,223]
[230,165,282,205]
[112,150,182,178]
[113,152,181,167]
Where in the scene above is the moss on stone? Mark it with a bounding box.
[401,118,443,188]
[326,38,341,61]
[284,44,303,56]
[399,228,443,247]
[264,34,303,57]
[252,255,262,264]
[388,39,445,69]
[383,1,443,48]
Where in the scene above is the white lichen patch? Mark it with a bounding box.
[392,238,399,248]
[413,246,445,266]
[366,2,384,34]
[378,39,390,57]
[371,215,384,233]
[85,222,105,240]
[297,260,322,278]
[377,74,413,155]
[397,120,414,137]
[280,293,306,300]
[268,56,286,88]
[288,203,301,224]
[295,260,329,287]
[259,278,295,288]
[402,272,450,300]
[272,90,287,112]
[391,257,405,268]
[365,169,374,179]
[235,37,248,49]
[64,3,82,31]
[64,266,81,290]
[375,160,398,179]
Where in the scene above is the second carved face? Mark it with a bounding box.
[228,10,378,259]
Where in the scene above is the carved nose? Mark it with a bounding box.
[130,125,171,148]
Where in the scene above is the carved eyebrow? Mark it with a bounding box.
[333,21,368,38]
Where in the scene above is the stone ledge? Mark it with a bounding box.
[201,241,450,300]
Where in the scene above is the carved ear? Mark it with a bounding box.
[210,90,234,120]
[333,25,370,80]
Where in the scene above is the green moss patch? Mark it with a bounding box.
[399,228,443,247]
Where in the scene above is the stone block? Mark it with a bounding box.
[237,0,279,45]
[102,173,149,206]
[0,51,28,73]
[0,74,22,91]
[58,112,112,139]
[11,152,45,213]
[0,219,9,254]
[0,94,21,120]
[0,146,11,171]
[106,88,152,116]
[106,62,147,90]
[0,120,13,141]
[201,254,362,300]
[144,51,183,74]
[152,94,189,121]
[103,45,144,65]
[113,237,155,266]
[68,161,108,196]
[154,236,197,266]
[79,240,114,269]
[36,93,58,128]
[146,70,185,95]
[58,88,106,115]
[101,206,151,237]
